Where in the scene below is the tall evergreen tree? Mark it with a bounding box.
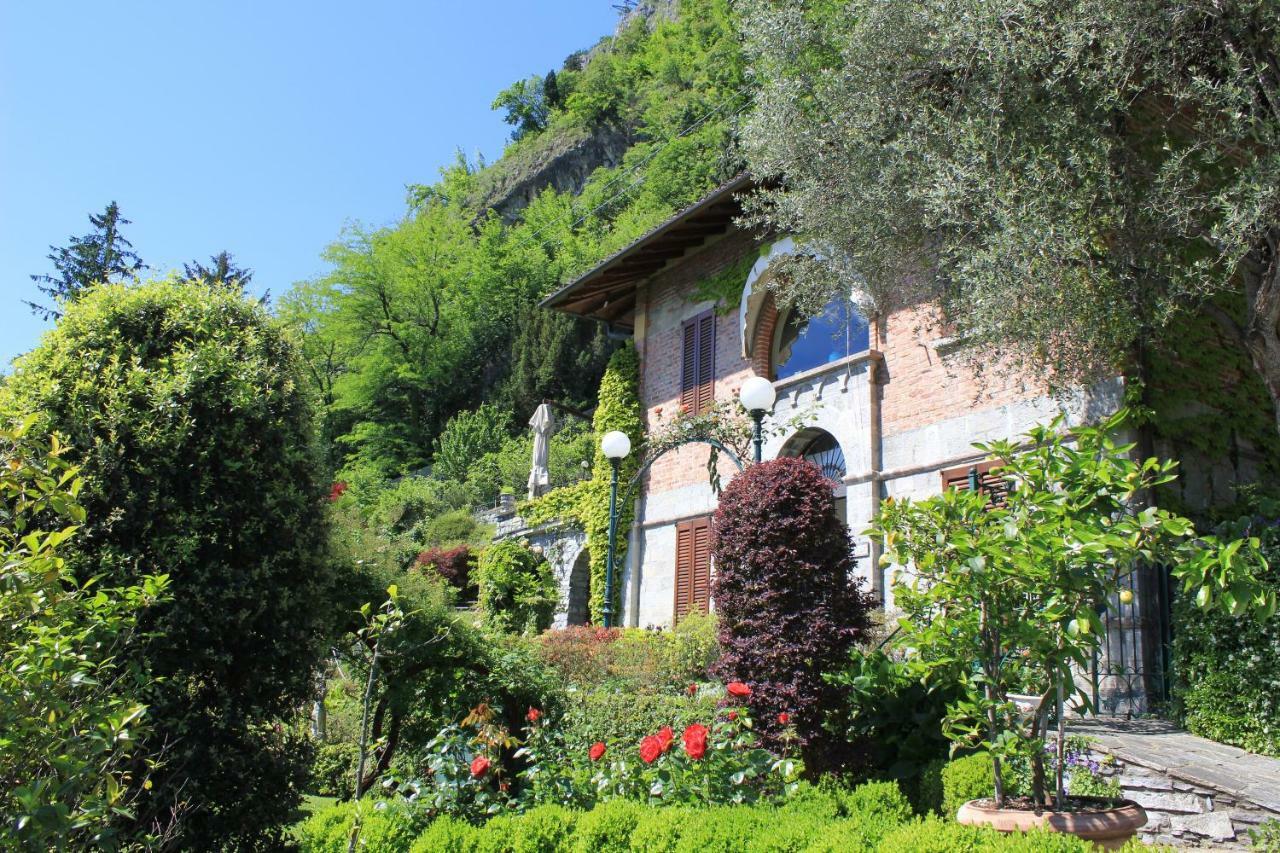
[28,202,145,320]
[181,250,254,292]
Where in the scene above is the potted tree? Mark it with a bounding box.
[873,410,1273,848]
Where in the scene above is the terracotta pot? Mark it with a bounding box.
[956,797,1147,850]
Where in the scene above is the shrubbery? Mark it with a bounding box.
[534,612,720,690]
[1,279,339,847]
[299,778,1142,852]
[711,457,873,771]
[418,545,479,601]
[1173,494,1280,756]
[0,423,170,849]
[476,540,558,634]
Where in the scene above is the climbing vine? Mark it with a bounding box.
[519,345,643,624]
[690,251,757,314]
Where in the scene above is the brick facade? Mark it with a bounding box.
[620,221,1124,627]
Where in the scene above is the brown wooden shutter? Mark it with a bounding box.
[674,516,713,623]
[680,311,715,415]
[940,459,1010,507]
[696,313,715,415]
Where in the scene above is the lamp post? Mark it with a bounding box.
[600,430,632,628]
[739,375,777,464]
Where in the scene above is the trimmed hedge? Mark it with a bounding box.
[298,779,1165,852]
[941,753,1015,818]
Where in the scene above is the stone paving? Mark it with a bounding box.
[1070,718,1280,848]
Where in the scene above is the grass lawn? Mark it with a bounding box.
[288,794,338,841]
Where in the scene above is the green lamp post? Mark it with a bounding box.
[600,429,632,628]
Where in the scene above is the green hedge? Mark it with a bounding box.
[301,780,1040,853]
[941,753,1016,818]
[559,685,721,751]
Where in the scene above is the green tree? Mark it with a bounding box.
[740,0,1280,433]
[1,279,339,849]
[0,419,170,850]
[493,74,550,140]
[873,411,1273,809]
[180,250,254,292]
[434,403,512,484]
[28,201,145,320]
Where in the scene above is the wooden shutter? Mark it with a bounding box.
[674,516,713,623]
[680,311,715,415]
[941,459,1010,507]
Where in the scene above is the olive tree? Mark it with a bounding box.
[739,0,1280,433]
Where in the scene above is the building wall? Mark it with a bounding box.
[625,229,1123,627]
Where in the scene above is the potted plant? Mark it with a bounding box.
[872,409,1273,848]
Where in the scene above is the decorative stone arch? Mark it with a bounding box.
[740,237,797,375]
[778,427,848,483]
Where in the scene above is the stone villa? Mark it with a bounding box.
[538,174,1120,629]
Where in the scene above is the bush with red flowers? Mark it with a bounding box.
[585,689,800,806]
[711,457,873,772]
[416,545,478,601]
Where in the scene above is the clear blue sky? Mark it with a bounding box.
[0,1,621,370]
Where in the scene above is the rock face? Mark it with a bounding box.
[473,122,633,225]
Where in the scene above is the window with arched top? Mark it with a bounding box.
[772,298,870,381]
[780,428,848,524]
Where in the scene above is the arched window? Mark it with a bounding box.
[772,297,870,381]
[780,428,848,524]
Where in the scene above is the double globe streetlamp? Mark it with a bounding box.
[600,429,632,629]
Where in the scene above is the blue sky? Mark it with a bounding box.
[0,1,620,370]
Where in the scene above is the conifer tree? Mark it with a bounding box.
[28,201,145,319]
[181,250,254,292]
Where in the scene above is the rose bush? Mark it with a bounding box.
[382,682,800,824]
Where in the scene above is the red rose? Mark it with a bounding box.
[639,735,662,764]
[589,741,607,762]
[728,711,738,721]
[470,756,490,778]
[778,712,790,725]
[682,724,709,760]
[656,725,674,752]
[328,481,349,502]
[687,683,698,696]
[727,681,751,698]
[526,707,542,723]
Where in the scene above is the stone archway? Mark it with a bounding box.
[564,547,591,627]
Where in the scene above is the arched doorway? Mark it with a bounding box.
[779,428,848,523]
[564,548,591,627]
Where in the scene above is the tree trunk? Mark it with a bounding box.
[1243,232,1280,437]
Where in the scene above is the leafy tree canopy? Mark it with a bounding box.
[739,0,1280,432]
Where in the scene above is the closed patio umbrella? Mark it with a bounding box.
[527,402,556,499]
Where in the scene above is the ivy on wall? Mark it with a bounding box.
[521,344,643,624]
[690,250,758,315]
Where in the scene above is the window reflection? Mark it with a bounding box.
[774,297,869,381]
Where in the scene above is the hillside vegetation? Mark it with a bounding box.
[280,0,747,499]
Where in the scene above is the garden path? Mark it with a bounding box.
[1070,718,1280,848]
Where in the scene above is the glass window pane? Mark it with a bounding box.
[775,298,869,380]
